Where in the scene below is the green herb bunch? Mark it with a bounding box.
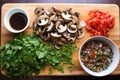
[0,34,77,76]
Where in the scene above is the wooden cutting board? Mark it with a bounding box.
[1,3,120,76]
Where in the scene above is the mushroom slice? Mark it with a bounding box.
[33,21,37,32]
[50,15,58,22]
[71,15,79,24]
[40,32,51,41]
[34,7,44,16]
[60,37,67,44]
[77,29,84,39]
[68,36,76,43]
[63,31,71,39]
[61,12,72,21]
[63,8,72,12]
[51,32,61,38]
[67,24,77,33]
[56,21,67,33]
[74,12,80,18]
[37,15,49,26]
[35,30,39,35]
[54,44,61,49]
[45,9,51,16]
[46,22,54,32]
[52,6,61,15]
[57,41,65,45]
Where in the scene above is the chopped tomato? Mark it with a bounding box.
[86,9,115,37]
[89,51,96,58]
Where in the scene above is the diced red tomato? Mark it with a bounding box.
[89,51,96,58]
[86,9,115,37]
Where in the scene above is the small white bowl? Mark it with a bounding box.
[78,36,120,77]
[4,8,29,33]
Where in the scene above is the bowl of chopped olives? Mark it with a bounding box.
[78,36,119,77]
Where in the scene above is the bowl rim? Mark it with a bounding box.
[4,7,29,33]
[78,36,120,77]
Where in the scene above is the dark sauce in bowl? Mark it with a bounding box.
[9,12,28,30]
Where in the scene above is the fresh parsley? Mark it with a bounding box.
[0,33,77,76]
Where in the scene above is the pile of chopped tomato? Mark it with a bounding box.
[86,9,115,36]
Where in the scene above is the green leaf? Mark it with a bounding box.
[52,57,59,63]
[55,65,64,73]
[70,60,75,65]
[29,40,40,47]
[5,43,11,49]
[49,67,53,74]
[6,50,12,54]
[68,66,73,72]
[36,51,47,59]
[12,46,22,50]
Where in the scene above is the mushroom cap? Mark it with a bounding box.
[68,36,76,43]
[74,12,80,18]
[50,15,58,22]
[61,12,72,21]
[63,31,71,39]
[40,32,51,41]
[52,6,61,14]
[54,44,61,49]
[71,15,79,24]
[67,24,77,33]
[34,7,44,16]
[57,24,67,33]
[51,32,61,38]
[46,22,54,32]
[37,15,49,26]
[63,7,72,12]
[77,29,84,39]
[56,21,67,33]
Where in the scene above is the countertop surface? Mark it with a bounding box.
[0,0,120,80]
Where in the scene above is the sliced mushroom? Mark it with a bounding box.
[33,6,85,49]
[51,32,61,38]
[33,21,37,32]
[74,12,80,18]
[46,22,54,32]
[35,29,39,35]
[63,8,72,13]
[56,21,67,33]
[67,24,77,33]
[37,15,49,26]
[61,12,72,21]
[41,27,47,33]
[34,7,45,16]
[50,15,58,22]
[60,37,67,44]
[63,31,71,39]
[68,36,76,43]
[57,41,65,45]
[52,6,61,15]
[40,32,51,41]
[54,44,61,49]
[71,15,79,25]
[45,9,51,16]
[77,29,84,39]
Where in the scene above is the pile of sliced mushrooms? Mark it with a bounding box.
[33,6,86,49]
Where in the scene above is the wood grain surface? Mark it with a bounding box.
[1,3,120,76]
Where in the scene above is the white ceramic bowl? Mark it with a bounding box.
[4,8,29,33]
[78,36,120,77]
